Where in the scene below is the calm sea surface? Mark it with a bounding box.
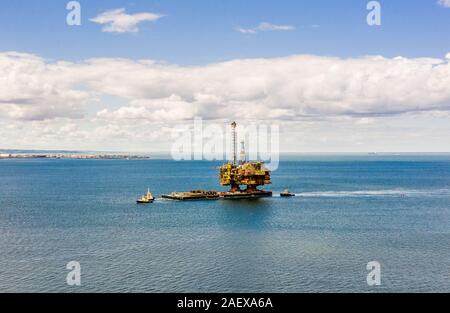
[1,155,450,292]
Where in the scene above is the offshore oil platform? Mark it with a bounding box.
[161,122,273,201]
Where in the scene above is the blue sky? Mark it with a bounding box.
[0,0,449,64]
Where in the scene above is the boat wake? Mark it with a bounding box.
[275,188,450,198]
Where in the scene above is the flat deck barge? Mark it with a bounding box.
[162,190,220,201]
[162,190,272,201]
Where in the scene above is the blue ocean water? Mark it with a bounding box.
[1,155,450,292]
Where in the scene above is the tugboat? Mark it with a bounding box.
[136,188,155,204]
[280,189,295,197]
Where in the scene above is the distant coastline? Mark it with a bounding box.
[1,149,450,161]
[0,149,151,160]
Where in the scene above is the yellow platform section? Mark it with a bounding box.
[219,161,271,187]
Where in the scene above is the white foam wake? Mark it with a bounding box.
[275,189,450,198]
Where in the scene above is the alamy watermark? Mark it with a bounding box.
[62,259,383,288]
[66,1,81,26]
[66,261,81,286]
[170,118,280,171]
[367,1,382,26]
[67,1,382,28]
[367,261,382,286]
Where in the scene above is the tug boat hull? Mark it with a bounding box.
[136,189,155,204]
[136,199,154,204]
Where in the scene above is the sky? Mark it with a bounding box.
[1,0,450,153]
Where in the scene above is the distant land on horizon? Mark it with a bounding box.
[0,148,151,155]
[2,149,450,157]
[0,149,153,160]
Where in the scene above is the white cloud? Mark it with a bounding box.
[438,0,450,8]
[3,52,450,122]
[0,52,91,120]
[85,54,450,121]
[237,22,295,34]
[2,51,450,151]
[96,95,198,121]
[90,8,163,33]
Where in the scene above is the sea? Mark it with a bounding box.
[1,155,450,292]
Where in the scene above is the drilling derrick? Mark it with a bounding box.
[231,121,237,165]
[219,122,272,197]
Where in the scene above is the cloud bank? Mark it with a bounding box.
[90,8,163,33]
[2,51,450,151]
[2,52,450,122]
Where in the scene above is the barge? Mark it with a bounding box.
[162,190,220,201]
[161,190,273,201]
